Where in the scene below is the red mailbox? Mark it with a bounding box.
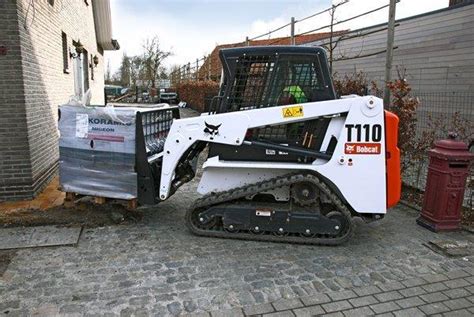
[417,135,473,231]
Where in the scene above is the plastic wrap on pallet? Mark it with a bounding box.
[58,104,165,200]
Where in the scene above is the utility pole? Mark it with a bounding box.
[290,17,295,45]
[383,0,397,107]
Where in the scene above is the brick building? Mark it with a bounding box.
[196,32,347,82]
[0,0,119,201]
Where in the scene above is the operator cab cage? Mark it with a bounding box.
[213,46,337,114]
[208,46,340,164]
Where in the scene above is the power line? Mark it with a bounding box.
[248,0,348,42]
[171,0,396,79]
[296,0,348,23]
[296,2,391,38]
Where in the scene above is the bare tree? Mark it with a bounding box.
[130,56,143,88]
[118,53,131,87]
[142,36,172,88]
[327,1,348,74]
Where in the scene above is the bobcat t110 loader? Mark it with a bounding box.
[154,46,401,245]
[62,46,401,246]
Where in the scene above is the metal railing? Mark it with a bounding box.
[401,91,473,214]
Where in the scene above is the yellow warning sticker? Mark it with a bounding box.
[282,105,304,118]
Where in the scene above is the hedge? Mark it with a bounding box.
[176,80,220,112]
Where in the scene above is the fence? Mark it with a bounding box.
[169,0,397,86]
[402,91,473,223]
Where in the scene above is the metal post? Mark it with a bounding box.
[245,36,250,46]
[290,17,295,45]
[383,0,397,107]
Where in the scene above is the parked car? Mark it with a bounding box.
[105,85,124,99]
[159,92,178,104]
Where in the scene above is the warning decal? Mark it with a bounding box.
[345,143,381,155]
[282,105,303,118]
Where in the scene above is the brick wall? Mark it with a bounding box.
[0,0,32,200]
[0,0,107,201]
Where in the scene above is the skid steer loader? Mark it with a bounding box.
[62,46,401,245]
[149,46,401,245]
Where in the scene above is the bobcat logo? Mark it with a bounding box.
[204,122,221,140]
[345,144,355,153]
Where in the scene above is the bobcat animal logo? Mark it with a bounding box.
[204,122,221,139]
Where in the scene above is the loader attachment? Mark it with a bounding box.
[135,107,180,205]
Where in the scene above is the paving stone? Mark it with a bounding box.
[167,301,183,316]
[399,286,426,297]
[293,305,325,317]
[272,298,303,311]
[321,312,344,317]
[353,285,381,296]
[210,308,244,317]
[182,312,210,317]
[444,278,470,289]
[420,291,450,303]
[394,296,425,308]
[443,309,474,317]
[462,267,474,276]
[446,270,471,279]
[393,307,425,317]
[327,290,357,301]
[378,282,405,292]
[342,306,374,317]
[323,280,341,291]
[243,303,274,315]
[443,288,471,299]
[321,300,352,313]
[375,313,395,317]
[421,273,449,283]
[419,302,450,315]
[375,291,403,302]
[369,302,400,314]
[401,278,425,288]
[348,295,378,307]
[299,293,331,306]
[466,285,474,294]
[262,311,295,317]
[0,301,20,311]
[422,282,449,293]
[467,295,474,303]
[443,298,473,310]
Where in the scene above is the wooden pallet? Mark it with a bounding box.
[64,192,138,210]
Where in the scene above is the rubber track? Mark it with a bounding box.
[185,173,354,246]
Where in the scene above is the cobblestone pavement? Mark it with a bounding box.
[0,108,473,316]
[1,177,473,316]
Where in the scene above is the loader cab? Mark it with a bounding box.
[213,46,336,113]
[209,46,339,163]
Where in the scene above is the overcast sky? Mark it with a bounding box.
[105,0,448,75]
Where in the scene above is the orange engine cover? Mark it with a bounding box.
[384,110,401,208]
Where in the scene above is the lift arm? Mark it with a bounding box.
[159,96,381,200]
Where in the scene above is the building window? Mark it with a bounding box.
[62,32,69,73]
[82,49,90,92]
